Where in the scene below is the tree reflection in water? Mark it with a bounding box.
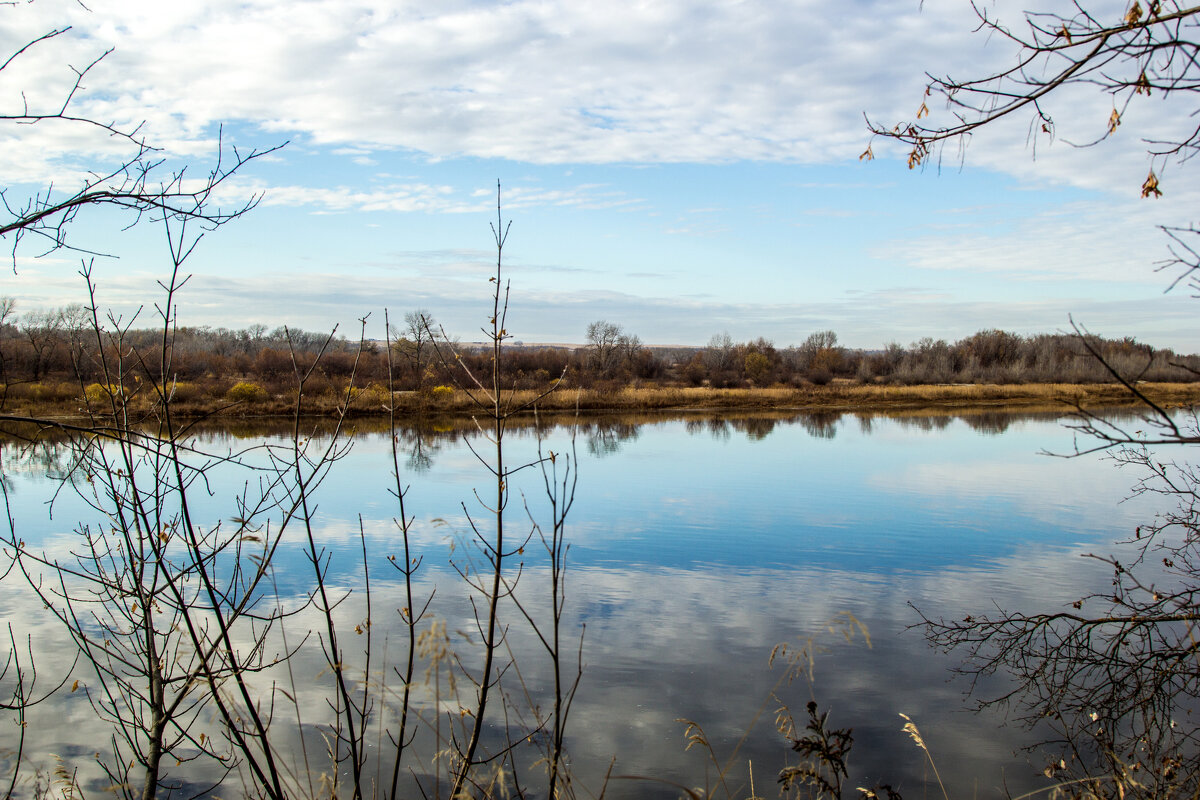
[0,406,1169,799]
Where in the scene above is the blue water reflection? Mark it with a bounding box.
[0,409,1163,798]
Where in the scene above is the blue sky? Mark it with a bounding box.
[2,0,1197,350]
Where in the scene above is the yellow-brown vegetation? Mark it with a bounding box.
[5,380,1195,420]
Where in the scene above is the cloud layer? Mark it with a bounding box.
[1,0,1197,349]
[1,0,1174,176]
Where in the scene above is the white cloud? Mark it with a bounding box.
[10,259,1188,351]
[2,0,1196,351]
[0,0,1083,168]
[257,182,461,213]
[206,177,645,215]
[0,0,1186,212]
[878,191,1200,285]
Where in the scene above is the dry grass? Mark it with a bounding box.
[7,381,1200,421]
[493,382,1200,414]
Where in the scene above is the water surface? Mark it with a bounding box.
[0,408,1163,798]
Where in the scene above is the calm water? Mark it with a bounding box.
[0,409,1165,798]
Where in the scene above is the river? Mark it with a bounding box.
[0,408,1167,799]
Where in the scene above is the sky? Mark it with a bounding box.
[1,0,1198,350]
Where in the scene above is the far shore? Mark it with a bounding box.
[5,381,1200,422]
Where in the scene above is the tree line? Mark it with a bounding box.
[4,300,1197,406]
[589,324,1200,388]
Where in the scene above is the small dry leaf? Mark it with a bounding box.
[1126,1,1143,25]
[1141,169,1162,198]
[916,102,930,119]
[859,145,874,162]
[1135,71,1152,95]
[1108,108,1122,134]
[71,680,79,693]
[1059,24,1072,43]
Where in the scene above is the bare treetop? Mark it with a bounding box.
[0,23,278,267]
[868,1,1200,303]
[868,3,1200,177]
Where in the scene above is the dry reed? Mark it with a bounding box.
[11,381,1200,421]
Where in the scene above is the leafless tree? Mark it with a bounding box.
[913,416,1200,796]
[704,331,736,373]
[423,183,579,799]
[0,13,285,791]
[1,220,306,800]
[586,319,642,379]
[585,320,624,376]
[391,309,437,392]
[19,308,62,383]
[0,24,277,266]
[0,297,14,406]
[868,1,1200,287]
[872,3,1200,794]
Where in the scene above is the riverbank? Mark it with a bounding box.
[7,380,1200,420]
[519,382,1200,414]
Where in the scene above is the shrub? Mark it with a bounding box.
[226,381,269,404]
[164,380,199,402]
[85,382,123,405]
[15,381,78,404]
[744,352,771,384]
[358,383,391,407]
[431,384,454,400]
